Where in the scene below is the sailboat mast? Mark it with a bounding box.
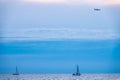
[77,65,79,73]
[16,66,19,74]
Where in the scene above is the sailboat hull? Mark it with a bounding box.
[72,73,81,76]
[13,73,19,75]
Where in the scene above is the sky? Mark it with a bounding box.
[0,0,120,73]
[1,0,120,5]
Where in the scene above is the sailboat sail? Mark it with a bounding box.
[13,66,19,75]
[72,65,81,76]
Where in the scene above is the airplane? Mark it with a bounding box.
[94,8,101,11]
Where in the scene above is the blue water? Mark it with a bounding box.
[0,40,120,73]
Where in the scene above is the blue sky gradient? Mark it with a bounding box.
[1,4,120,40]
